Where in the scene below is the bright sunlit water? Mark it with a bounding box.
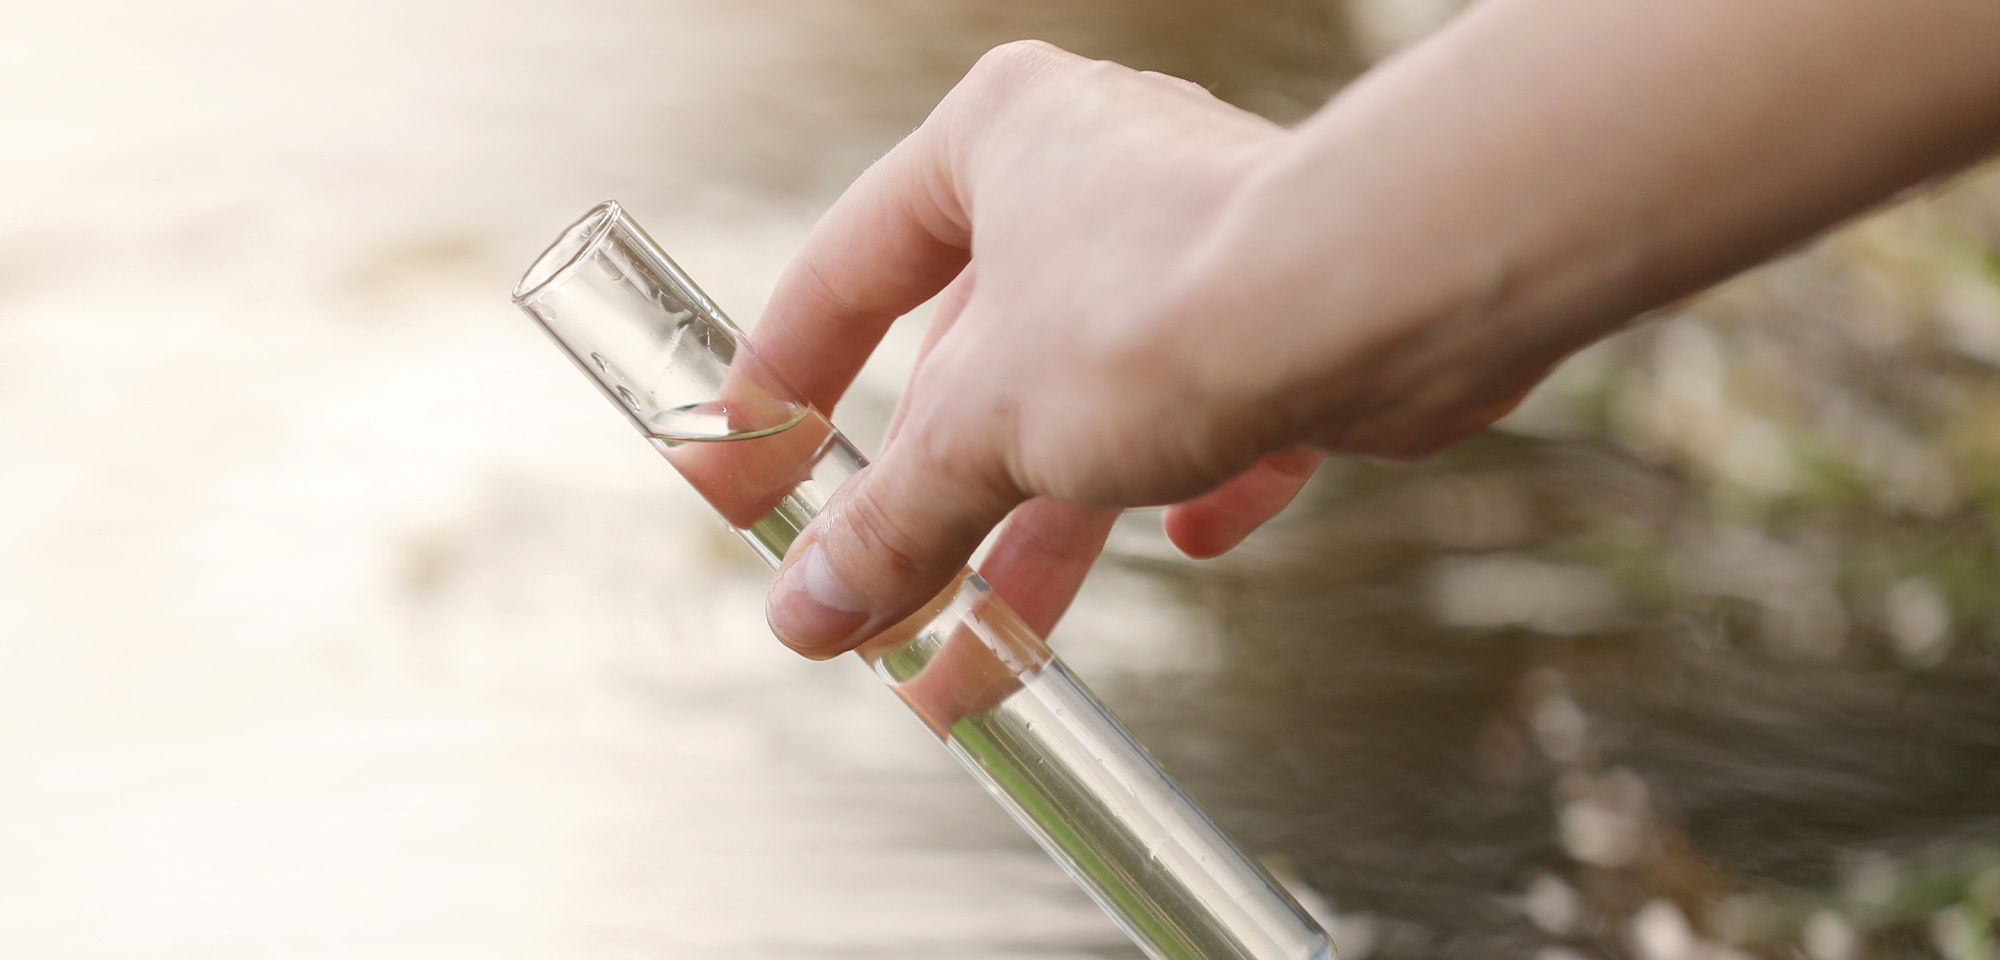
[0,2,1229,958]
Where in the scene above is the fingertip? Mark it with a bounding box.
[767,536,872,658]
[1162,448,1324,559]
[1161,505,1238,560]
[767,439,1022,659]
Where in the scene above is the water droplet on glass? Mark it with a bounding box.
[589,352,610,374]
[616,385,642,413]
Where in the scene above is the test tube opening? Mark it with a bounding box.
[514,200,621,304]
[511,200,811,444]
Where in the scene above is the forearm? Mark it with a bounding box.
[1206,0,2000,444]
[758,16,1999,650]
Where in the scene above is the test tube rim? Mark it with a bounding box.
[513,199,623,304]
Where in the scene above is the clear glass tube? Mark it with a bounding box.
[513,201,1333,960]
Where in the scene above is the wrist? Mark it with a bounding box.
[1179,121,1560,458]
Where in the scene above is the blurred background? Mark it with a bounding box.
[4,1,1998,959]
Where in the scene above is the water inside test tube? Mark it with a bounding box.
[643,398,810,442]
[647,411,1331,960]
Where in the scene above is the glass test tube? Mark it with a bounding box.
[513,201,1333,960]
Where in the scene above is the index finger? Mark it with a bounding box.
[753,121,972,414]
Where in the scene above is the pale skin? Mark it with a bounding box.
[754,0,2000,659]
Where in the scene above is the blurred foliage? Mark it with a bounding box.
[1112,167,2000,960]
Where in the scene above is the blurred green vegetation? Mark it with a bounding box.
[1113,166,2000,960]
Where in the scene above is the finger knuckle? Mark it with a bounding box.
[794,256,868,322]
[976,39,1067,75]
[1138,69,1214,98]
[837,475,927,582]
[958,40,1086,102]
[910,403,1021,509]
[1010,507,1107,566]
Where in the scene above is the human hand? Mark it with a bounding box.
[751,41,1522,658]
[753,0,2000,660]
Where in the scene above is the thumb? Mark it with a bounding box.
[766,430,1023,659]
